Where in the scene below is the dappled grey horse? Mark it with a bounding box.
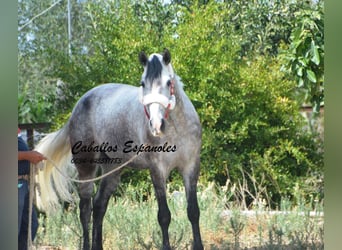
[35,49,203,250]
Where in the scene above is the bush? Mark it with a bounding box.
[163,2,323,206]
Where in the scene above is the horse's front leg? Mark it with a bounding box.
[182,160,204,250]
[150,168,171,250]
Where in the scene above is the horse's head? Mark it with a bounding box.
[138,49,176,137]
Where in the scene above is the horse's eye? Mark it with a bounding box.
[141,81,145,88]
[166,80,171,87]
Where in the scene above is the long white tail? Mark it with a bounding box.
[34,125,76,214]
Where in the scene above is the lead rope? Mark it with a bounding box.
[46,153,140,183]
[27,152,141,249]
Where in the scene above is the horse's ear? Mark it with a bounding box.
[139,51,148,66]
[162,48,171,65]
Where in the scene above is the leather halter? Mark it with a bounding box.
[140,77,176,120]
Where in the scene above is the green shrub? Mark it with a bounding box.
[163,2,323,206]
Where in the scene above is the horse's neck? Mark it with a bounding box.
[170,85,190,122]
[173,80,185,107]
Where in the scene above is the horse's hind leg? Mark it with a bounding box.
[77,164,97,250]
[79,186,93,250]
[182,160,204,250]
[92,171,122,250]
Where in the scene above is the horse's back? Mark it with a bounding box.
[68,83,142,139]
[75,83,137,109]
[71,83,139,117]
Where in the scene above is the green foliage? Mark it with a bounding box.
[18,92,53,123]
[234,58,323,205]
[164,2,323,205]
[18,0,90,123]
[18,64,55,123]
[224,0,291,57]
[46,0,176,113]
[280,0,324,114]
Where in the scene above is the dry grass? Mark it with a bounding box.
[34,182,324,250]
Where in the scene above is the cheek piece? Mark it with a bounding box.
[139,78,176,120]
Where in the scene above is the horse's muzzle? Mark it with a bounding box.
[149,117,165,137]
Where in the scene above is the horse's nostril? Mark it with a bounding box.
[160,118,165,132]
[149,119,153,127]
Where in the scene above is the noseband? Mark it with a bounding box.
[139,77,176,120]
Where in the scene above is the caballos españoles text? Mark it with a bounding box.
[71,140,177,155]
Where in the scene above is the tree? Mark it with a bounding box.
[18,0,92,123]
[280,0,324,114]
[18,0,64,122]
